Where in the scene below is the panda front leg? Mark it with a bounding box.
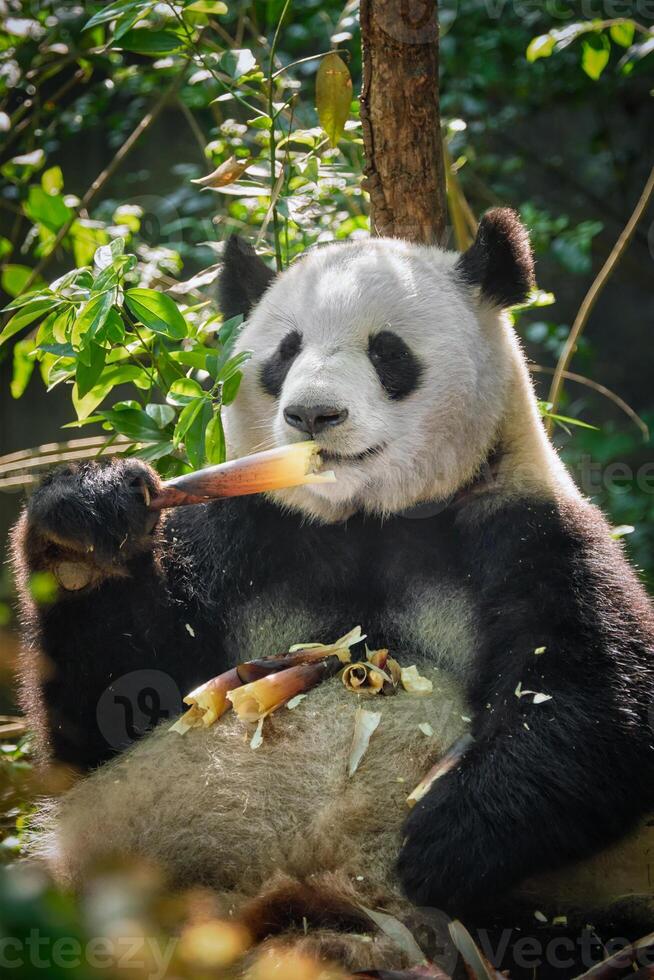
[397,494,654,915]
[11,458,190,770]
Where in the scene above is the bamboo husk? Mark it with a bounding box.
[150,442,334,510]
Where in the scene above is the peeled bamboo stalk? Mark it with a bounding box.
[407,734,474,808]
[170,627,362,733]
[228,659,342,722]
[149,441,334,509]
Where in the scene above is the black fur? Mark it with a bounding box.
[368,330,424,400]
[456,208,535,307]
[260,329,303,398]
[217,235,275,321]
[12,458,654,916]
[398,494,654,913]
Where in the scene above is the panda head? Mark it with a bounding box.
[220,209,535,522]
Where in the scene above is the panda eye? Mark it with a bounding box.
[260,329,302,398]
[367,330,423,400]
[278,330,302,360]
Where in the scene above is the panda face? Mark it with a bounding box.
[225,237,518,522]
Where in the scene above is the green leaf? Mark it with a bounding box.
[135,440,176,463]
[118,29,184,54]
[610,21,635,48]
[104,308,126,344]
[71,292,116,363]
[94,237,125,270]
[316,52,353,146]
[23,185,73,232]
[221,371,242,405]
[72,365,145,419]
[98,406,164,440]
[166,377,205,406]
[186,0,228,11]
[581,34,611,80]
[41,166,64,195]
[125,288,188,339]
[11,338,36,398]
[205,412,225,464]
[71,220,110,267]
[146,403,176,429]
[218,350,251,383]
[76,344,107,398]
[1,265,39,297]
[84,0,149,30]
[0,299,62,346]
[220,48,257,79]
[184,399,212,469]
[0,236,12,259]
[174,396,208,447]
[169,346,216,370]
[526,34,555,61]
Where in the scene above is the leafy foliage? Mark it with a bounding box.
[1,238,246,472]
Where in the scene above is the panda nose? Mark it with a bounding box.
[283,404,349,436]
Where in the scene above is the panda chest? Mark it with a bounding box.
[225,514,479,677]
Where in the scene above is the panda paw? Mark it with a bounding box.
[396,772,510,916]
[26,458,162,566]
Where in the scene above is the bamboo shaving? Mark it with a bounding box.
[250,717,265,750]
[400,665,433,695]
[358,905,426,965]
[347,708,381,777]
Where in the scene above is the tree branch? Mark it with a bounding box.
[546,163,654,432]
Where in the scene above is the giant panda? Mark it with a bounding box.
[12,210,654,973]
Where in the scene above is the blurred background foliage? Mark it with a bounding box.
[0,1,653,971]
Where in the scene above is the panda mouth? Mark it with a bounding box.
[319,444,385,465]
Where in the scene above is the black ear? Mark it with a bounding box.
[218,235,276,321]
[455,208,534,308]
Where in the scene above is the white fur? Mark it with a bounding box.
[225,238,576,523]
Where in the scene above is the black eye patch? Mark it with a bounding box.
[368,330,423,400]
[259,329,302,397]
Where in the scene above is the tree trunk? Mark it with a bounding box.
[359,0,446,245]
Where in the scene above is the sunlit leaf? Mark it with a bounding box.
[23,186,73,232]
[186,0,228,12]
[146,403,176,428]
[609,21,635,48]
[167,377,205,406]
[174,395,208,447]
[11,338,36,398]
[125,288,188,339]
[316,52,352,146]
[94,238,125,270]
[526,34,555,61]
[71,291,116,363]
[581,34,611,80]
[205,412,225,464]
[72,365,145,419]
[41,166,64,195]
[219,48,257,79]
[83,0,149,30]
[0,299,61,347]
[1,265,41,298]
